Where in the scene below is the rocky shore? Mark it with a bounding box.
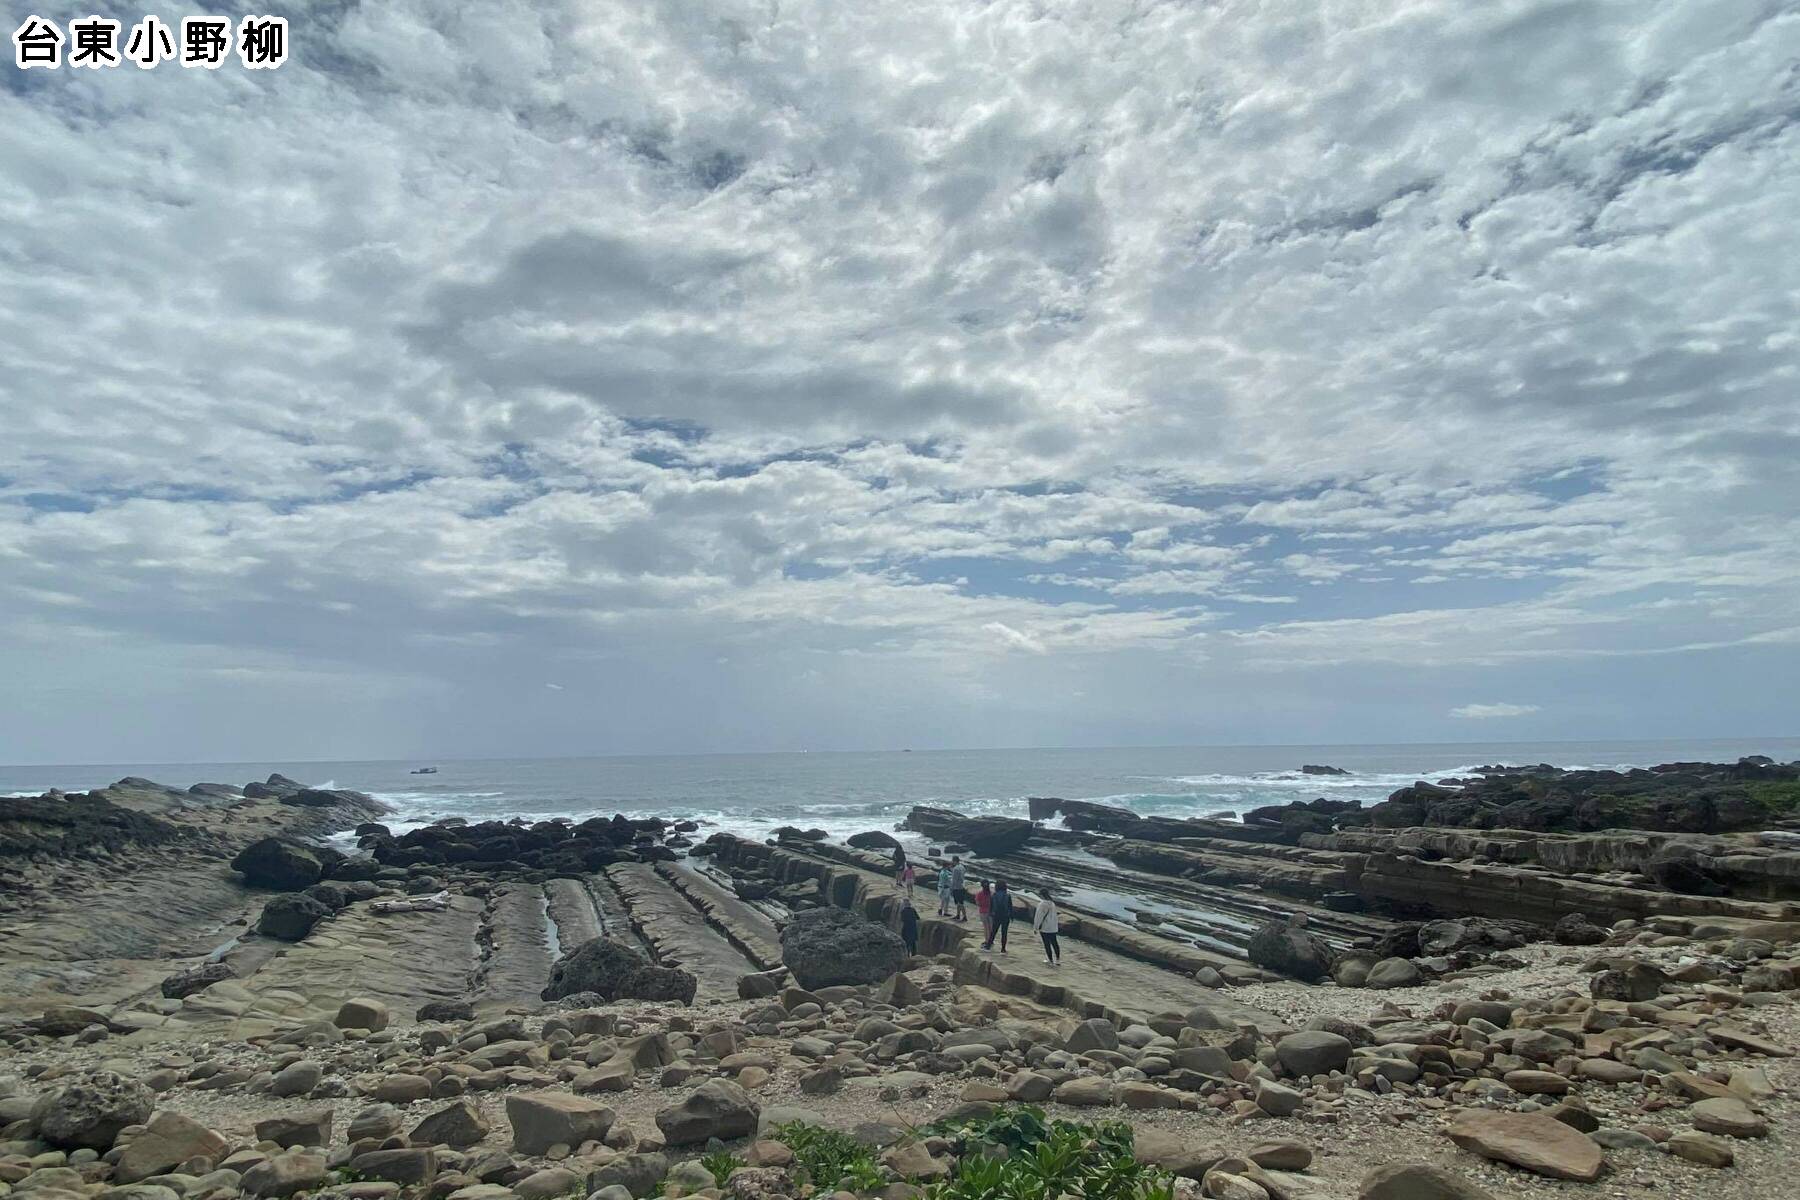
[2,758,1797,1200]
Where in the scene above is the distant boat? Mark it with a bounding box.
[410,767,438,774]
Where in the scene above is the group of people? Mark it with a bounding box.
[891,843,1062,965]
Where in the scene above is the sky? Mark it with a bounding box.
[2,1,1798,764]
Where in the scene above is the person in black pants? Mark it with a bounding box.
[986,879,1012,952]
[1032,888,1061,965]
[899,898,919,957]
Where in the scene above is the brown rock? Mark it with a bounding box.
[1444,1110,1603,1182]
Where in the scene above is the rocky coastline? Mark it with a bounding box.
[2,758,1798,1200]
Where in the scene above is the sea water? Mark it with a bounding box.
[5,737,1796,850]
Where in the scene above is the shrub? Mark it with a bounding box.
[768,1121,887,1192]
[698,1150,743,1184]
[922,1107,1174,1200]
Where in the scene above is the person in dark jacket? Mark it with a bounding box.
[899,898,920,956]
[985,879,1012,952]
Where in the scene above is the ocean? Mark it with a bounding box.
[5,737,1796,849]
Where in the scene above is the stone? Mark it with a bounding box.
[1689,1096,1768,1138]
[1500,1070,1568,1096]
[269,1061,322,1098]
[1134,1130,1226,1180]
[159,963,233,1000]
[256,894,331,941]
[1254,1079,1303,1117]
[231,838,323,890]
[1247,922,1334,982]
[1443,1111,1602,1182]
[253,1110,332,1149]
[335,998,391,1032]
[779,908,908,989]
[1665,1130,1733,1167]
[348,1149,436,1185]
[1589,961,1667,1002]
[1552,913,1608,946]
[505,1093,617,1157]
[371,1074,433,1103]
[655,1080,759,1147]
[409,1100,491,1149]
[1274,1031,1351,1077]
[881,1142,952,1180]
[1247,1143,1311,1172]
[1205,1171,1269,1200]
[573,1058,635,1094]
[513,1167,582,1200]
[1358,1164,1496,1200]
[31,1073,154,1150]
[240,1153,328,1198]
[416,1000,477,1023]
[1066,1018,1120,1053]
[1365,958,1423,989]
[1053,1077,1113,1107]
[736,970,785,1000]
[114,1112,228,1183]
[1592,1129,1657,1151]
[585,1152,669,1198]
[346,1105,404,1142]
[542,939,698,1005]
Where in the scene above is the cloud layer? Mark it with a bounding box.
[3,1,1797,761]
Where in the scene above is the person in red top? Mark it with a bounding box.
[975,879,995,949]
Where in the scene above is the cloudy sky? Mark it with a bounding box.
[3,0,1797,764]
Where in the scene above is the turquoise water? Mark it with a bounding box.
[5,737,1795,846]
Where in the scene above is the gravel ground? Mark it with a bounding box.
[5,963,1796,1200]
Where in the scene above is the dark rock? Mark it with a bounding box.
[257,894,332,941]
[898,806,1033,856]
[655,1079,759,1146]
[161,962,233,999]
[847,830,901,851]
[779,907,907,989]
[542,938,698,1005]
[1247,920,1335,982]
[31,1072,154,1149]
[416,999,477,1023]
[231,837,325,890]
[1552,913,1608,946]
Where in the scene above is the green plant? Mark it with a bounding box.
[921,1109,1174,1200]
[1745,781,1800,814]
[769,1121,888,1192]
[698,1150,744,1184]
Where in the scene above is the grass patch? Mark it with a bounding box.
[698,1150,743,1184]
[923,1106,1175,1200]
[768,1121,887,1193]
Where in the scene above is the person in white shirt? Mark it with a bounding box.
[1031,889,1061,965]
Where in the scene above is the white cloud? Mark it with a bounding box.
[1,0,1797,759]
[1450,703,1542,720]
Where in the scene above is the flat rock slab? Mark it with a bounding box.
[657,862,783,970]
[606,863,760,1001]
[543,878,603,948]
[476,885,554,1006]
[1445,1109,1604,1182]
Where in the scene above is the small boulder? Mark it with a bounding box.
[115,1111,228,1182]
[409,1099,491,1148]
[655,1079,759,1146]
[1274,1031,1352,1077]
[256,894,331,941]
[1444,1110,1602,1182]
[1358,1163,1496,1200]
[334,998,391,1032]
[1247,921,1334,982]
[506,1092,617,1156]
[231,837,324,890]
[542,938,698,1005]
[31,1072,154,1149]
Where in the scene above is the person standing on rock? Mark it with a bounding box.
[987,879,1012,952]
[899,897,919,956]
[1032,888,1061,965]
[950,856,968,921]
[936,863,953,916]
[976,879,995,947]
[892,843,908,890]
[899,860,916,898]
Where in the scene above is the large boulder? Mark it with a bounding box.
[115,1111,228,1182]
[847,831,901,851]
[506,1092,617,1156]
[779,908,907,989]
[1247,921,1335,982]
[31,1073,155,1149]
[655,1079,759,1146]
[230,837,324,890]
[542,938,697,1005]
[257,894,331,941]
[160,962,233,999]
[1274,1031,1352,1077]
